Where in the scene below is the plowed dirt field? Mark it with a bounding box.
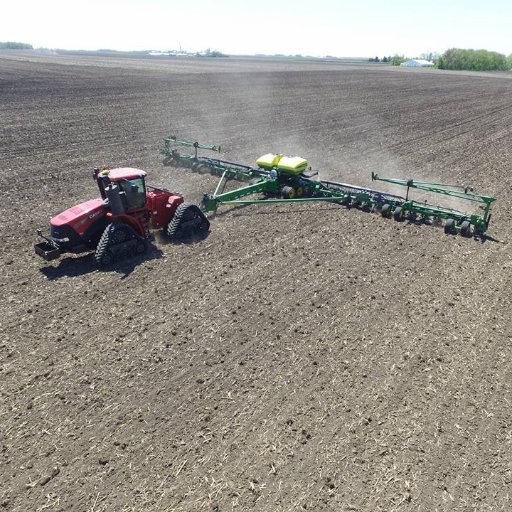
[1,53,511,511]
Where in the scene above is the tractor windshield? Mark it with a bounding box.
[119,178,146,210]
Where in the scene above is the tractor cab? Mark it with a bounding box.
[94,167,147,214]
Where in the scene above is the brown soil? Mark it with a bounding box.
[0,54,511,511]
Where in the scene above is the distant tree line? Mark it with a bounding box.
[369,55,409,65]
[0,42,33,49]
[370,49,512,71]
[437,48,510,71]
[369,55,416,65]
[197,48,228,58]
[389,55,406,66]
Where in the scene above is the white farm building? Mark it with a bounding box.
[400,59,435,67]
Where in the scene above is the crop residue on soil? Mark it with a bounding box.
[0,53,511,511]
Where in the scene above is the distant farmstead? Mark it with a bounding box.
[400,59,435,67]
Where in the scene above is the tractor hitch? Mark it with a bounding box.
[34,229,61,261]
[34,241,61,261]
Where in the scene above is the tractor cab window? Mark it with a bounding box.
[119,178,146,210]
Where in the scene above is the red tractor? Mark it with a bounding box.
[34,167,209,266]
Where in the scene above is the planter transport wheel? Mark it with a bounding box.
[195,164,209,174]
[281,186,295,199]
[460,220,472,237]
[444,218,456,234]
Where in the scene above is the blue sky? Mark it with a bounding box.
[2,0,511,57]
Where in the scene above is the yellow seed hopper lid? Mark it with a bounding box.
[276,156,308,175]
[256,153,282,169]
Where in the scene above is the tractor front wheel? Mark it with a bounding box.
[95,225,117,267]
[94,222,147,267]
[95,236,114,266]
